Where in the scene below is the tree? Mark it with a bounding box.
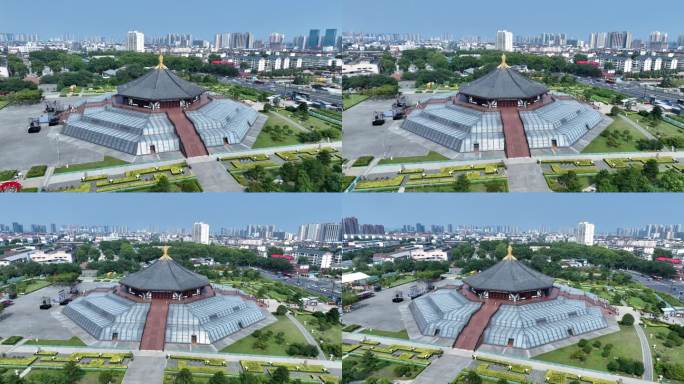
[62,361,85,384]
[270,366,289,384]
[650,106,663,121]
[453,174,471,192]
[642,159,660,182]
[463,370,482,384]
[174,368,194,384]
[659,169,684,192]
[151,175,172,192]
[275,305,288,316]
[610,106,621,116]
[621,313,635,325]
[98,371,116,384]
[558,171,582,192]
[208,371,229,384]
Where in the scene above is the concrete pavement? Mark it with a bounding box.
[634,324,654,381]
[189,159,244,192]
[123,355,166,384]
[505,158,551,192]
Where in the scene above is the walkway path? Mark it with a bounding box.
[166,109,208,157]
[140,300,169,351]
[453,302,500,350]
[501,107,531,158]
[189,159,245,192]
[286,313,326,360]
[620,115,656,140]
[271,111,311,133]
[413,354,472,384]
[123,355,166,384]
[505,158,551,192]
[634,324,654,381]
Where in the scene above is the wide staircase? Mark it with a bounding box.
[453,301,500,350]
[140,300,169,351]
[166,109,208,158]
[500,107,531,158]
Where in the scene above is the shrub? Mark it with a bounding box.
[26,165,48,178]
[620,313,635,326]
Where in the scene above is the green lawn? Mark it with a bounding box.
[545,175,594,192]
[582,117,649,153]
[54,156,129,174]
[0,170,18,182]
[278,109,338,132]
[26,369,124,384]
[625,113,684,142]
[404,179,508,192]
[534,325,642,373]
[343,355,423,382]
[220,315,309,356]
[378,151,449,165]
[359,328,410,340]
[644,323,684,365]
[24,336,86,347]
[295,312,341,348]
[252,112,303,149]
[17,279,51,294]
[343,94,370,110]
[351,156,374,167]
[0,100,9,109]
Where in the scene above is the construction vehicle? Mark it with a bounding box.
[28,118,41,133]
[0,181,21,193]
[392,292,404,303]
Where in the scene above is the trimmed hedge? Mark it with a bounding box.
[1,336,23,345]
[26,165,48,178]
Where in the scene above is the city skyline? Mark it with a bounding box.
[0,0,341,41]
[342,194,684,231]
[342,0,683,39]
[0,195,343,232]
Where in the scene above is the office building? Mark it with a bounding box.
[192,222,210,245]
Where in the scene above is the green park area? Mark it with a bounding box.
[0,100,9,109]
[351,156,374,167]
[535,326,642,374]
[50,162,201,193]
[54,156,129,174]
[220,315,310,356]
[342,340,441,383]
[582,118,648,153]
[0,278,52,295]
[359,328,409,340]
[342,93,370,110]
[0,169,18,182]
[377,151,449,165]
[24,336,87,347]
[24,369,125,384]
[295,312,342,356]
[214,274,328,303]
[253,111,302,148]
[643,320,684,379]
[624,112,684,145]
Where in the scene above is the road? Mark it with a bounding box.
[577,77,683,105]
[258,269,340,301]
[343,333,653,384]
[222,78,342,106]
[625,270,684,301]
[634,324,654,381]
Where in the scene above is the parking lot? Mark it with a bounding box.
[0,284,78,340]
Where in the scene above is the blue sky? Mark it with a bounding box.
[342,194,684,231]
[0,194,342,232]
[0,0,341,41]
[1,194,682,233]
[342,0,683,40]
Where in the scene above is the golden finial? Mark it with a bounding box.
[503,244,517,261]
[498,53,510,69]
[156,53,167,70]
[160,246,172,260]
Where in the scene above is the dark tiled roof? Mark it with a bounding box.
[117,68,205,101]
[459,68,548,100]
[120,257,209,292]
[464,258,554,292]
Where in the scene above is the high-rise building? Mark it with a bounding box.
[127,30,145,52]
[192,222,210,245]
[11,222,23,233]
[319,223,342,243]
[269,33,285,50]
[649,31,669,50]
[589,32,608,49]
[577,222,595,246]
[322,29,337,48]
[307,29,321,50]
[607,31,632,49]
[496,30,514,52]
[293,35,306,50]
[342,217,360,235]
